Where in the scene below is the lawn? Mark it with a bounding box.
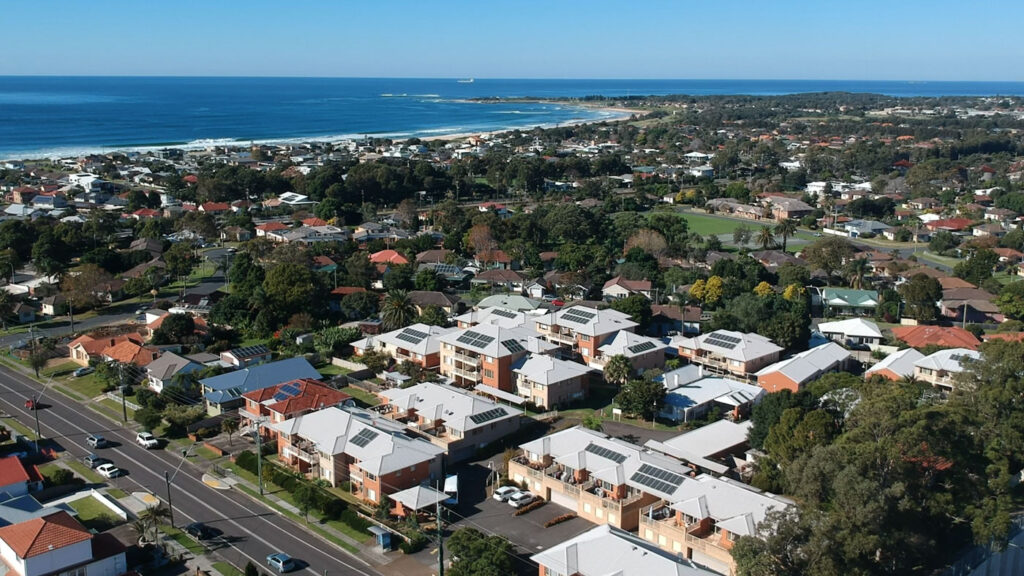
[212,562,244,576]
[68,495,123,531]
[673,212,746,236]
[66,373,109,399]
[162,524,207,556]
[107,488,128,499]
[42,361,79,379]
[317,363,350,377]
[2,417,36,439]
[97,397,134,420]
[65,459,106,484]
[339,386,379,407]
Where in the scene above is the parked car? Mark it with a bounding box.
[266,553,296,573]
[136,432,159,449]
[542,294,557,302]
[96,463,122,478]
[492,486,519,502]
[73,366,95,378]
[185,522,215,540]
[508,491,536,508]
[86,434,108,449]
[551,299,565,307]
[134,308,147,315]
[83,454,111,469]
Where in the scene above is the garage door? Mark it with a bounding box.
[691,550,730,575]
[548,488,578,511]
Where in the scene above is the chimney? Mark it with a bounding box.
[566,543,578,575]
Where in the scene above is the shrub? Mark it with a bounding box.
[399,532,428,554]
[339,509,371,532]
[235,450,258,474]
[46,468,80,487]
[513,500,546,516]
[544,513,577,527]
[321,498,347,520]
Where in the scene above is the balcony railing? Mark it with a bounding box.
[451,366,480,379]
[452,352,481,365]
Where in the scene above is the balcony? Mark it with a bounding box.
[450,366,480,380]
[546,331,577,346]
[452,352,481,366]
[639,504,735,573]
[282,442,317,464]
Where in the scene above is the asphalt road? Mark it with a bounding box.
[0,365,380,576]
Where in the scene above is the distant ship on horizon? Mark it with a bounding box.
[457,78,474,83]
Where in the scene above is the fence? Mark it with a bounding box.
[88,488,129,521]
[104,392,141,412]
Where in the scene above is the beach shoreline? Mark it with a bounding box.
[419,103,644,143]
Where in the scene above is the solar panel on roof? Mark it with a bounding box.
[630,463,685,495]
[469,407,508,425]
[561,309,596,324]
[273,393,289,402]
[349,428,380,448]
[491,308,518,319]
[704,334,740,350]
[232,345,268,358]
[456,330,496,350]
[396,328,429,345]
[585,443,627,464]
[627,341,657,354]
[501,339,525,354]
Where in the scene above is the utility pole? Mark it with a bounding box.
[118,364,127,422]
[32,396,40,453]
[436,460,445,576]
[165,471,174,528]
[253,419,265,495]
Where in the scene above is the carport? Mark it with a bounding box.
[389,484,449,519]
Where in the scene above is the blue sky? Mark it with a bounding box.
[2,0,1022,80]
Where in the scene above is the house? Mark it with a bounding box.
[925,218,973,232]
[438,324,557,392]
[220,345,272,368]
[764,196,813,220]
[201,357,321,415]
[973,222,1006,238]
[369,249,409,268]
[660,365,765,422]
[602,276,653,300]
[0,511,126,576]
[532,524,717,576]
[220,226,252,242]
[101,339,160,367]
[817,317,884,347]
[843,219,891,238]
[638,475,792,576]
[673,330,783,380]
[649,304,683,337]
[255,221,289,237]
[39,295,65,317]
[590,331,668,375]
[755,342,852,393]
[377,382,523,462]
[68,333,146,366]
[532,306,639,363]
[508,426,694,531]
[128,237,164,259]
[0,457,39,499]
[240,379,350,438]
[818,287,878,316]
[144,352,202,393]
[908,197,940,211]
[913,348,980,390]
[892,325,981,351]
[454,306,530,329]
[645,420,754,477]
[747,250,805,270]
[199,201,231,214]
[470,269,526,292]
[940,287,1002,324]
[865,348,925,381]
[351,323,459,371]
[272,406,444,503]
[11,304,34,325]
[414,249,453,264]
[512,353,596,409]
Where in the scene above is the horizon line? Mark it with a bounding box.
[2,74,1023,83]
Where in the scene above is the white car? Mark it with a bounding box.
[492,486,519,502]
[96,463,122,478]
[508,491,536,508]
[136,432,159,449]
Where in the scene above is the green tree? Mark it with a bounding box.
[413,268,442,291]
[581,413,603,431]
[774,219,798,251]
[293,482,318,521]
[843,257,871,290]
[221,418,239,446]
[263,262,317,317]
[802,236,854,284]
[28,350,47,378]
[414,305,448,327]
[954,248,999,286]
[360,350,391,374]
[447,528,515,576]
[616,377,665,421]
[313,326,363,357]
[164,242,198,279]
[603,354,632,386]
[996,280,1024,320]
[61,263,114,333]
[380,290,416,332]
[609,294,652,331]
[898,273,942,323]
[31,230,71,279]
[0,291,14,331]
[733,224,752,247]
[151,313,195,345]
[756,226,776,250]
[340,291,378,320]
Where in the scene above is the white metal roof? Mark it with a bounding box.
[817,317,883,339]
[914,348,980,373]
[512,354,595,386]
[865,348,925,379]
[674,329,783,362]
[379,382,522,433]
[669,474,792,538]
[755,342,851,386]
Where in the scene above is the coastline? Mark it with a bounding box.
[419,104,642,143]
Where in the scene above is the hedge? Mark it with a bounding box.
[513,500,546,516]
[544,513,576,527]
[399,532,428,554]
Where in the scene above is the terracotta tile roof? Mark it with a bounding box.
[256,222,289,232]
[983,332,1024,342]
[0,511,92,559]
[369,250,409,265]
[70,333,145,357]
[892,325,981,350]
[937,277,975,290]
[242,379,350,417]
[102,340,160,366]
[330,286,367,296]
[201,202,231,212]
[301,217,328,227]
[0,456,30,488]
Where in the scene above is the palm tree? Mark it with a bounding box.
[603,355,632,387]
[756,226,776,250]
[774,219,798,251]
[135,504,171,546]
[0,291,13,331]
[380,289,416,331]
[844,258,871,290]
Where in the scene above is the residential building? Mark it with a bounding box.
[144,352,203,393]
[913,348,980,390]
[101,339,160,367]
[755,342,852,393]
[673,330,783,380]
[438,324,556,392]
[351,323,459,370]
[0,457,40,499]
[377,382,523,462]
[200,357,321,415]
[240,379,350,438]
[272,406,444,504]
[602,276,654,300]
[817,288,879,316]
[645,420,754,477]
[590,331,668,375]
[865,348,925,381]
[892,325,981,351]
[660,365,765,422]
[508,426,694,531]
[220,345,272,368]
[532,306,639,363]
[639,475,792,575]
[511,353,596,409]
[454,306,530,329]
[532,524,717,576]
[407,291,461,316]
[68,333,145,367]
[0,511,126,576]
[817,317,883,347]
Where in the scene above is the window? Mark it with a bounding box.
[484,369,494,379]
[580,334,591,342]
[365,472,376,481]
[63,568,86,576]
[485,356,494,363]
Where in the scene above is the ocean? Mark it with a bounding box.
[2,77,1024,160]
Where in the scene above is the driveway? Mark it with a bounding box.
[448,488,594,554]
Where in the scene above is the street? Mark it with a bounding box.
[0,364,380,576]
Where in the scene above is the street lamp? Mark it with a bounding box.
[250,418,266,496]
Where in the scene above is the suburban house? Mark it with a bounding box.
[512,353,596,409]
[0,511,127,576]
[531,524,717,576]
[602,276,654,300]
[892,325,981,351]
[200,357,321,415]
[144,352,203,393]
[532,306,639,363]
[865,348,925,381]
[590,331,668,375]
[471,268,527,292]
[272,406,444,504]
[817,288,878,316]
[376,382,523,462]
[454,306,530,329]
[11,304,35,325]
[239,379,351,439]
[220,345,272,368]
[913,348,981,390]
[817,317,883,347]
[755,342,852,393]
[508,426,694,531]
[351,324,459,370]
[101,339,160,367]
[673,330,783,380]
[638,475,792,575]
[438,324,557,392]
[68,333,146,366]
[407,291,461,316]
[660,365,765,422]
[645,420,754,477]
[940,287,1003,325]
[0,457,42,499]
[40,295,65,317]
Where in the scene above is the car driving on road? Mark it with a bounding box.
[86,434,108,449]
[266,553,296,573]
[136,431,159,448]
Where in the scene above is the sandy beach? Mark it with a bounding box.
[419,103,646,143]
